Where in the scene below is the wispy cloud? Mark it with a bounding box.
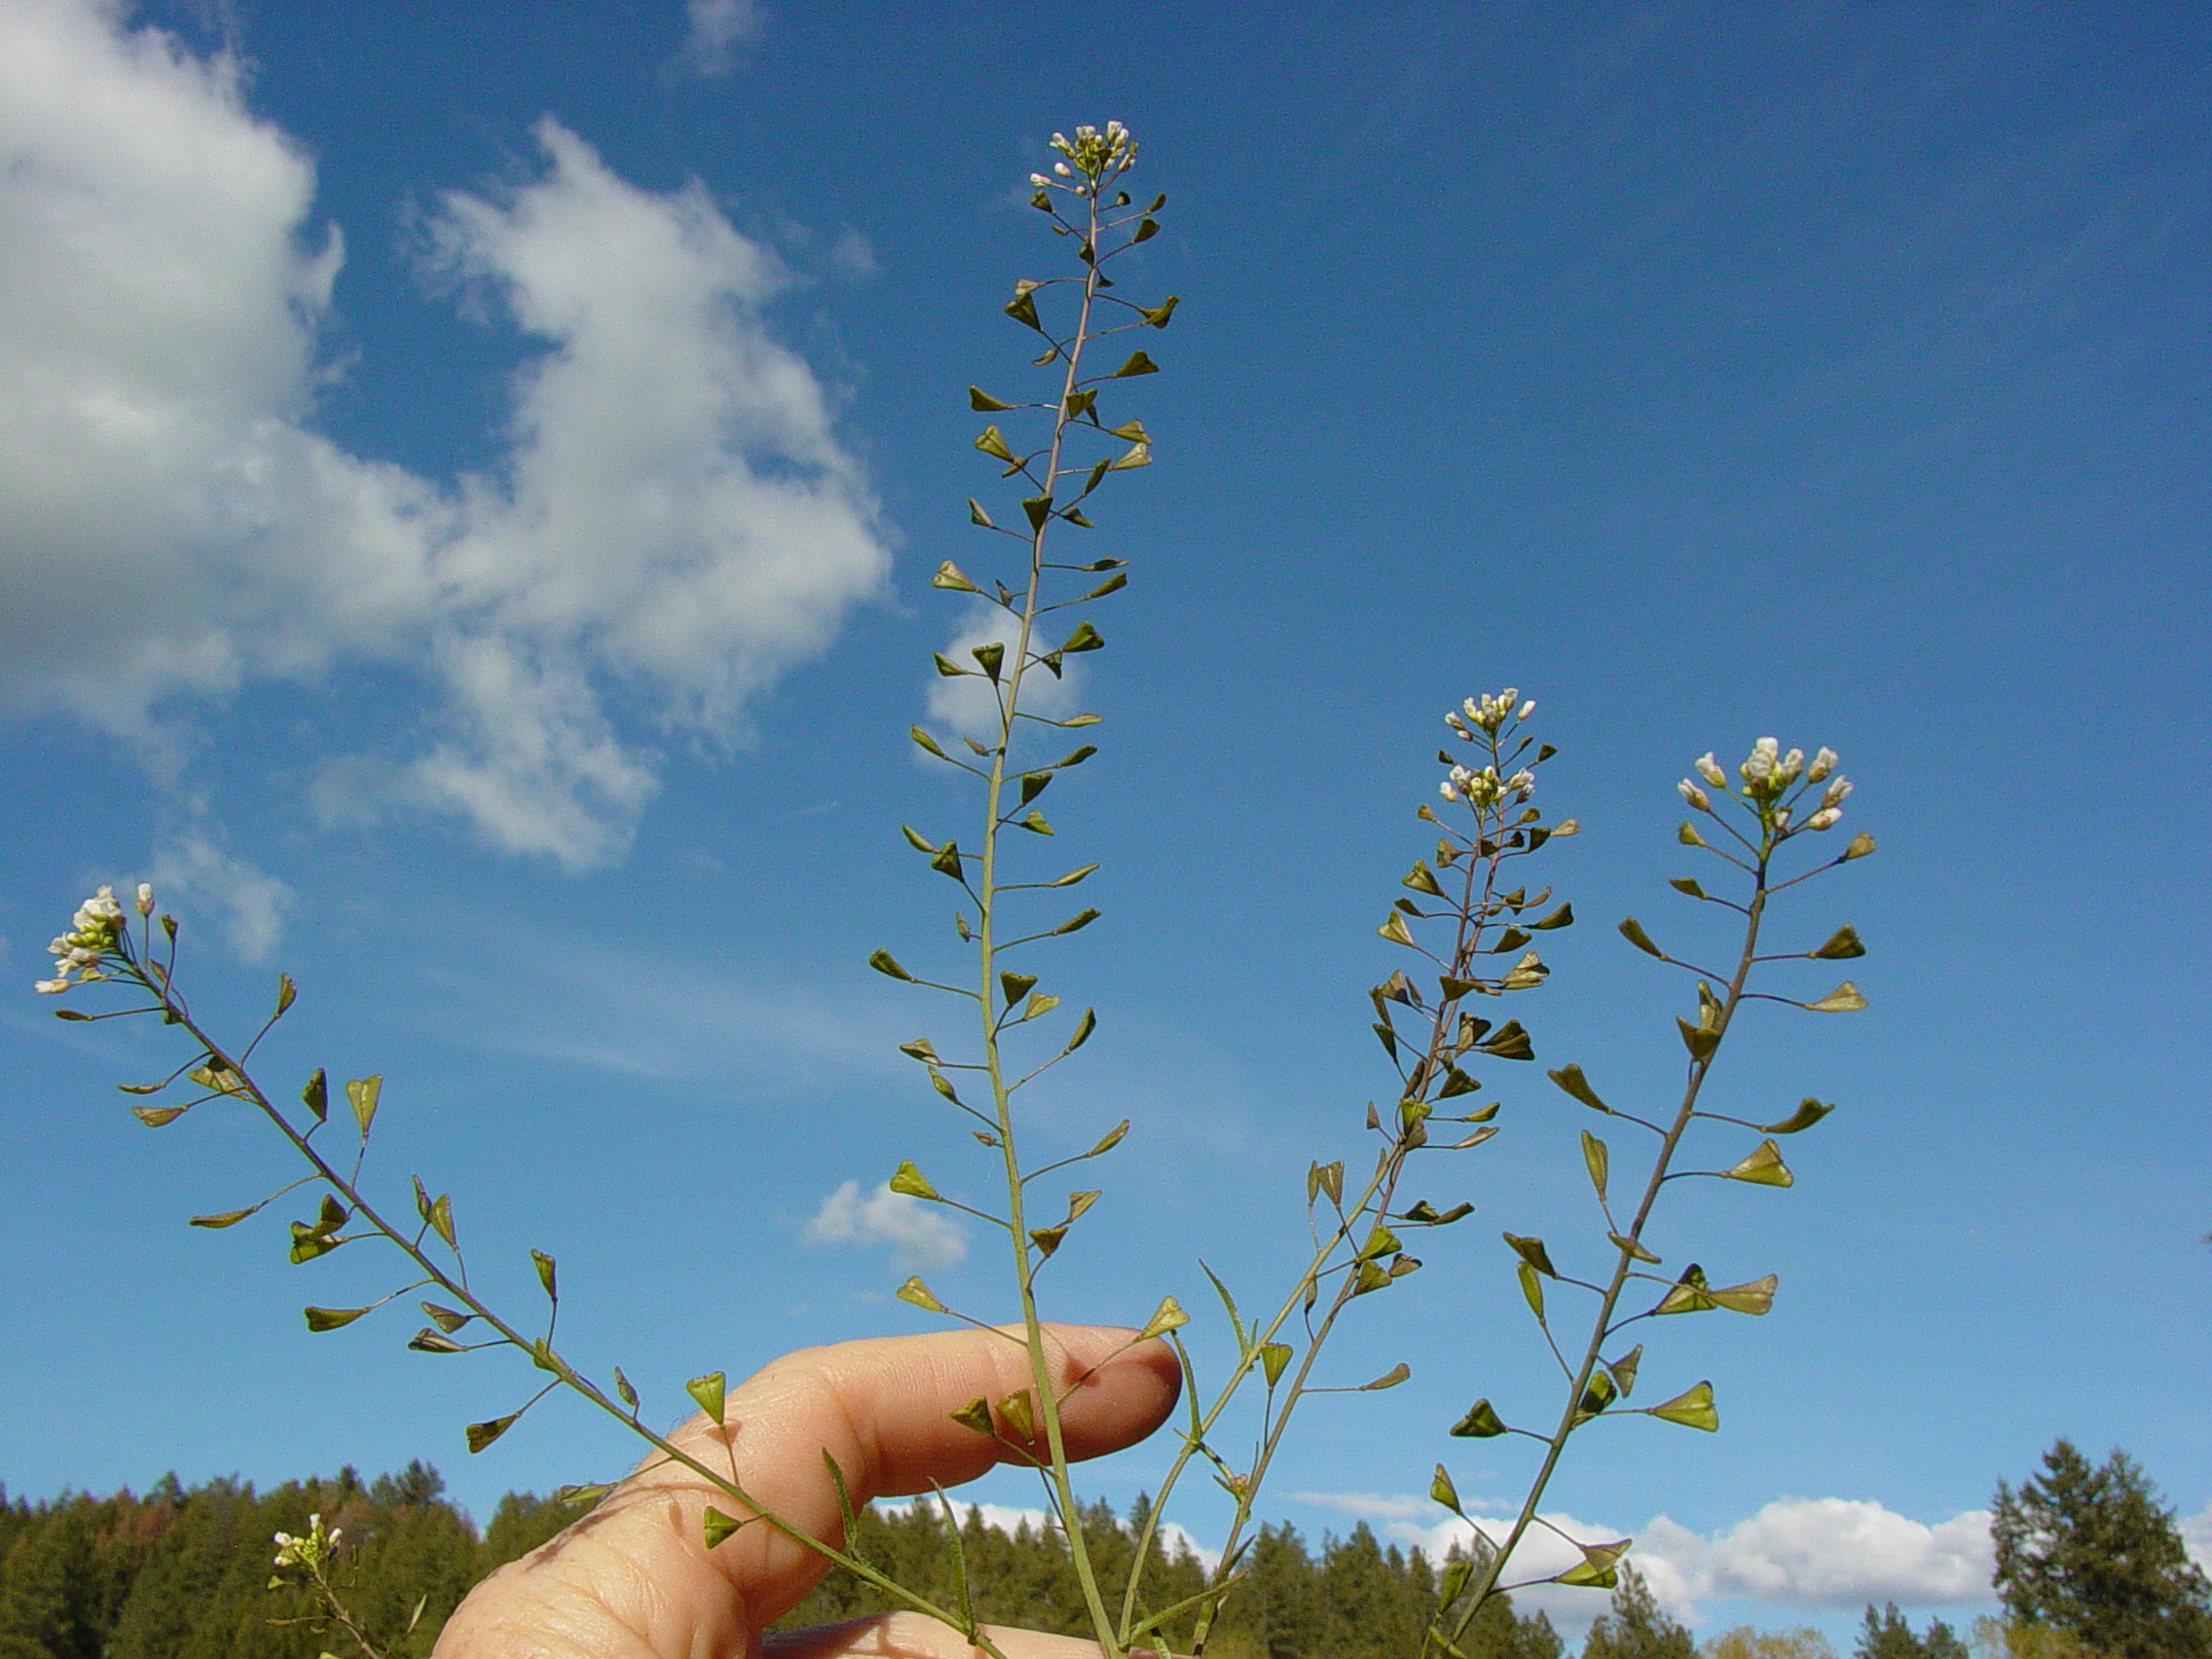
[803,1180,968,1270]
[681,0,763,76]
[0,3,884,870]
[150,830,293,962]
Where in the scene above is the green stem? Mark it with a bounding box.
[973,177,1122,1654]
[1444,831,1774,1650]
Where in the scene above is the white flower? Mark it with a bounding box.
[1439,780,1458,801]
[1507,769,1535,794]
[1823,776,1853,809]
[1678,779,1711,811]
[1778,748,1805,786]
[34,977,67,995]
[135,882,155,917]
[1807,747,1838,784]
[1807,807,1842,830]
[1774,807,1793,829]
[1695,753,1726,788]
[1444,711,1471,737]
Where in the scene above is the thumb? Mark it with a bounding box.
[436,1324,1180,1658]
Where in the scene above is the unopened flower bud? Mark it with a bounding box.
[1678,780,1711,811]
[1031,173,1051,187]
[1439,781,1458,801]
[1807,747,1838,783]
[1823,777,1853,809]
[1517,700,1535,720]
[1053,162,1072,176]
[1774,807,1793,829]
[1807,807,1842,830]
[1779,748,1805,786]
[135,882,154,916]
[1695,753,1726,788]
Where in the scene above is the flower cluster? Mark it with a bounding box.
[1441,762,1535,808]
[1032,121,1136,189]
[1678,740,1851,831]
[273,1512,340,1571]
[1445,688,1535,739]
[35,883,148,994]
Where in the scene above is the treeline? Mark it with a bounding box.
[0,1461,569,1658]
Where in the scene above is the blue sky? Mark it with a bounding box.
[3,0,2208,1641]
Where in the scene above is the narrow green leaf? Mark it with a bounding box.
[1518,1260,1545,1320]
[686,1371,727,1424]
[1582,1130,1609,1201]
[1650,1381,1719,1431]
[1549,1063,1610,1112]
[1431,1464,1464,1514]
[822,1450,865,1558]
[1761,1098,1835,1135]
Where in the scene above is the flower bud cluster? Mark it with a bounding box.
[1439,761,1536,807]
[273,1512,340,1570]
[1048,121,1136,184]
[1677,741,1851,835]
[35,884,141,994]
[1444,687,1534,739]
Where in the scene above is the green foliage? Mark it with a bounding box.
[1581,1564,1696,1659]
[0,1466,569,1659]
[1856,1603,1968,1659]
[1992,1441,2212,1659]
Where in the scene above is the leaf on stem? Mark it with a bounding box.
[345,1075,381,1138]
[1670,877,1707,899]
[532,1249,558,1302]
[1812,924,1865,959]
[303,1305,370,1332]
[1710,1273,1778,1314]
[614,1368,640,1411]
[190,1206,259,1229]
[867,949,916,982]
[1531,903,1574,931]
[409,1329,464,1353]
[1618,917,1664,957]
[466,1413,521,1454]
[703,1507,747,1548]
[890,1161,940,1201]
[686,1372,727,1424]
[1649,1381,1719,1431]
[1064,1009,1099,1053]
[1518,1260,1545,1320]
[975,424,1015,461]
[1085,1118,1128,1157]
[423,1302,473,1334]
[1804,981,1869,1013]
[132,1106,191,1127]
[554,1483,614,1509]
[1260,1343,1294,1386]
[1677,1017,1721,1061]
[1722,1139,1793,1187]
[1761,1098,1834,1134]
[968,387,1014,412]
[1582,1130,1609,1201]
[1450,1398,1507,1438]
[1502,1233,1557,1276]
[1110,350,1159,377]
[897,1277,947,1314]
[1548,1063,1611,1113]
[1359,1362,1412,1390]
[1606,1345,1643,1397]
[1138,1295,1189,1341]
[1431,1464,1464,1514]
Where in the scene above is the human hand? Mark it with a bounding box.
[434,1323,1182,1658]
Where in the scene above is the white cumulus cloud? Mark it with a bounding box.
[804,1180,968,1270]
[149,828,293,963]
[1297,1493,2000,1633]
[0,0,887,872]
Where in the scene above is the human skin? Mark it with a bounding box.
[433,1323,1182,1659]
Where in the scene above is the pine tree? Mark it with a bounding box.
[1582,1563,1696,1659]
[1858,1602,1968,1659]
[1993,1441,2212,1659]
